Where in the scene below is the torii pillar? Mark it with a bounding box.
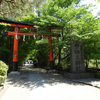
[1,18,62,75]
[48,28,54,69]
[12,26,19,71]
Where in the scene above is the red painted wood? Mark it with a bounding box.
[13,27,19,62]
[8,32,59,37]
[48,29,54,61]
[2,20,62,70]
[3,22,34,28]
[48,27,62,29]
[3,22,62,29]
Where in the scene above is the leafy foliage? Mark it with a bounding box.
[1,0,100,71]
[0,60,8,84]
[0,0,45,20]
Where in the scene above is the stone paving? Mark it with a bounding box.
[0,66,100,100]
[73,78,100,88]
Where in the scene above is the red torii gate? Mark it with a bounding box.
[1,18,61,71]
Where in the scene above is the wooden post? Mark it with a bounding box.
[48,28,54,69]
[12,26,19,71]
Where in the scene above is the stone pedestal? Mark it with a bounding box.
[65,41,94,79]
[63,72,94,79]
[8,71,20,76]
[70,41,85,73]
[47,69,58,73]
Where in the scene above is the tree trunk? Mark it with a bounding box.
[57,48,61,68]
[86,60,89,71]
[96,59,98,68]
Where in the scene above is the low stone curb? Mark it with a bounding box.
[58,71,100,89]
[0,86,4,92]
[0,77,4,92]
[72,79,100,89]
[0,85,9,99]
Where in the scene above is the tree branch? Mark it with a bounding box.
[0,0,3,5]
[61,53,70,60]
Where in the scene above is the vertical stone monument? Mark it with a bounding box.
[70,41,85,73]
[63,41,94,79]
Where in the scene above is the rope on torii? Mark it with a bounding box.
[1,17,62,72]
[6,31,60,37]
[33,34,36,39]
[16,34,18,40]
[23,35,25,41]
[42,35,43,40]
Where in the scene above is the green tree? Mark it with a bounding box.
[95,0,100,3]
[37,0,100,69]
[0,0,44,20]
[1,0,100,70]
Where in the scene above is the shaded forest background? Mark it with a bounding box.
[0,0,100,72]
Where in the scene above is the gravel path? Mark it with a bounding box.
[0,66,100,100]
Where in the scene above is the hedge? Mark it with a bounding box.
[0,60,8,85]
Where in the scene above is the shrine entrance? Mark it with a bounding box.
[0,18,61,71]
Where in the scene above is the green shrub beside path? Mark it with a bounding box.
[0,60,8,85]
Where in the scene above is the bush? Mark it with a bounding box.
[0,60,8,85]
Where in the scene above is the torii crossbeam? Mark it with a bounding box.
[0,18,61,71]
